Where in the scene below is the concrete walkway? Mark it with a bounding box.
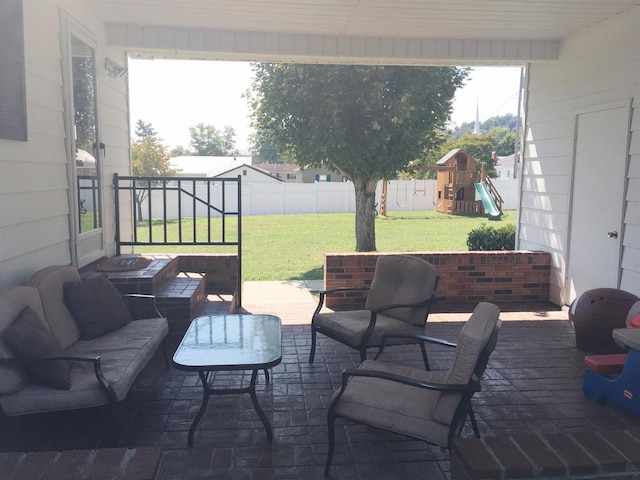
[241,280,324,325]
[240,279,569,325]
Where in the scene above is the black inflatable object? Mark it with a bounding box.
[569,288,640,354]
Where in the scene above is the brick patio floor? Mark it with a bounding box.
[1,285,639,479]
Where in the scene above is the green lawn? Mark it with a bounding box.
[135,210,516,281]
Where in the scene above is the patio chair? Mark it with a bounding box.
[324,301,501,476]
[308,255,439,368]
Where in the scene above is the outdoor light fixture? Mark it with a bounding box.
[105,57,127,77]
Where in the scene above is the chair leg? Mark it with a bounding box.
[162,338,170,369]
[325,412,337,477]
[420,343,431,371]
[468,405,481,438]
[359,348,367,363]
[309,327,317,364]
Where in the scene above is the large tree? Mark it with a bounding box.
[131,120,178,220]
[249,64,468,251]
[188,123,237,156]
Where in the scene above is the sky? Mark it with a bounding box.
[128,60,523,154]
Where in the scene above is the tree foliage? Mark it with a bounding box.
[487,126,516,156]
[452,113,519,138]
[248,63,468,251]
[131,120,178,219]
[187,123,237,156]
[249,129,289,163]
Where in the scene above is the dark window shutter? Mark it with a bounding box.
[0,0,28,141]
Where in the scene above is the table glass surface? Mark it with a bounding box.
[173,314,282,370]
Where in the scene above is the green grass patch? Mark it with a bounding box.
[135,210,516,281]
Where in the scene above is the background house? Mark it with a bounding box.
[215,164,282,184]
[256,163,345,183]
[494,154,517,180]
[170,155,252,177]
[0,0,638,307]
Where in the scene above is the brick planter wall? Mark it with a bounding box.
[324,251,551,312]
[451,430,640,479]
[177,254,238,294]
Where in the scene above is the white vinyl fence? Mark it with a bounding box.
[144,179,519,219]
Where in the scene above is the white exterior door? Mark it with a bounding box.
[566,100,631,303]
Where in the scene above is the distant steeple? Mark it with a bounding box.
[473,98,481,135]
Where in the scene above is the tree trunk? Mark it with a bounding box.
[353,177,378,252]
[135,191,146,221]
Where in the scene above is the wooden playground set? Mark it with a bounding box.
[378,148,504,219]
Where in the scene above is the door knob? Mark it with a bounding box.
[607,231,618,238]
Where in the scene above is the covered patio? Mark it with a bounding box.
[1,284,637,479]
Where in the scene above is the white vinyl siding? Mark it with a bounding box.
[0,0,131,286]
[520,8,640,304]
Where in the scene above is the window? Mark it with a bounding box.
[0,0,27,141]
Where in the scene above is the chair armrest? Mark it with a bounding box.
[35,355,117,403]
[122,293,165,319]
[340,368,480,394]
[376,332,456,359]
[380,332,456,349]
[313,286,371,316]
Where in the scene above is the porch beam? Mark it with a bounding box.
[106,24,559,65]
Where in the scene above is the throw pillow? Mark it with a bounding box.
[63,274,132,340]
[3,306,71,390]
[0,337,29,395]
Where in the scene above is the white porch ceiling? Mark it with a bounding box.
[91,0,640,65]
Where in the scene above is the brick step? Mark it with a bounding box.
[452,429,640,479]
[0,447,162,480]
[156,274,207,343]
[89,254,240,342]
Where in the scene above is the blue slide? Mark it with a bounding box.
[474,182,502,220]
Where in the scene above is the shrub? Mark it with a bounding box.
[467,223,516,251]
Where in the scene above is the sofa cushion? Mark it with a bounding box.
[63,275,132,340]
[3,306,71,390]
[0,285,47,395]
[27,266,82,349]
[0,338,29,395]
[0,317,169,417]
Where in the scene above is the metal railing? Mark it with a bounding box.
[78,175,101,232]
[113,173,242,304]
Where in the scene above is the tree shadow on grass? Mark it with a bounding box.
[289,266,323,281]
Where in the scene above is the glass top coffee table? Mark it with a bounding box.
[172,314,282,446]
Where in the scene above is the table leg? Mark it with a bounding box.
[250,369,273,441]
[188,370,211,447]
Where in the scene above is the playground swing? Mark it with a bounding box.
[395,182,408,207]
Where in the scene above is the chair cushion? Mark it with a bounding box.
[432,302,500,424]
[365,255,437,327]
[333,360,450,447]
[314,310,422,347]
[2,306,71,390]
[63,275,132,340]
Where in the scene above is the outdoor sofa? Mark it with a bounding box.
[0,265,168,423]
